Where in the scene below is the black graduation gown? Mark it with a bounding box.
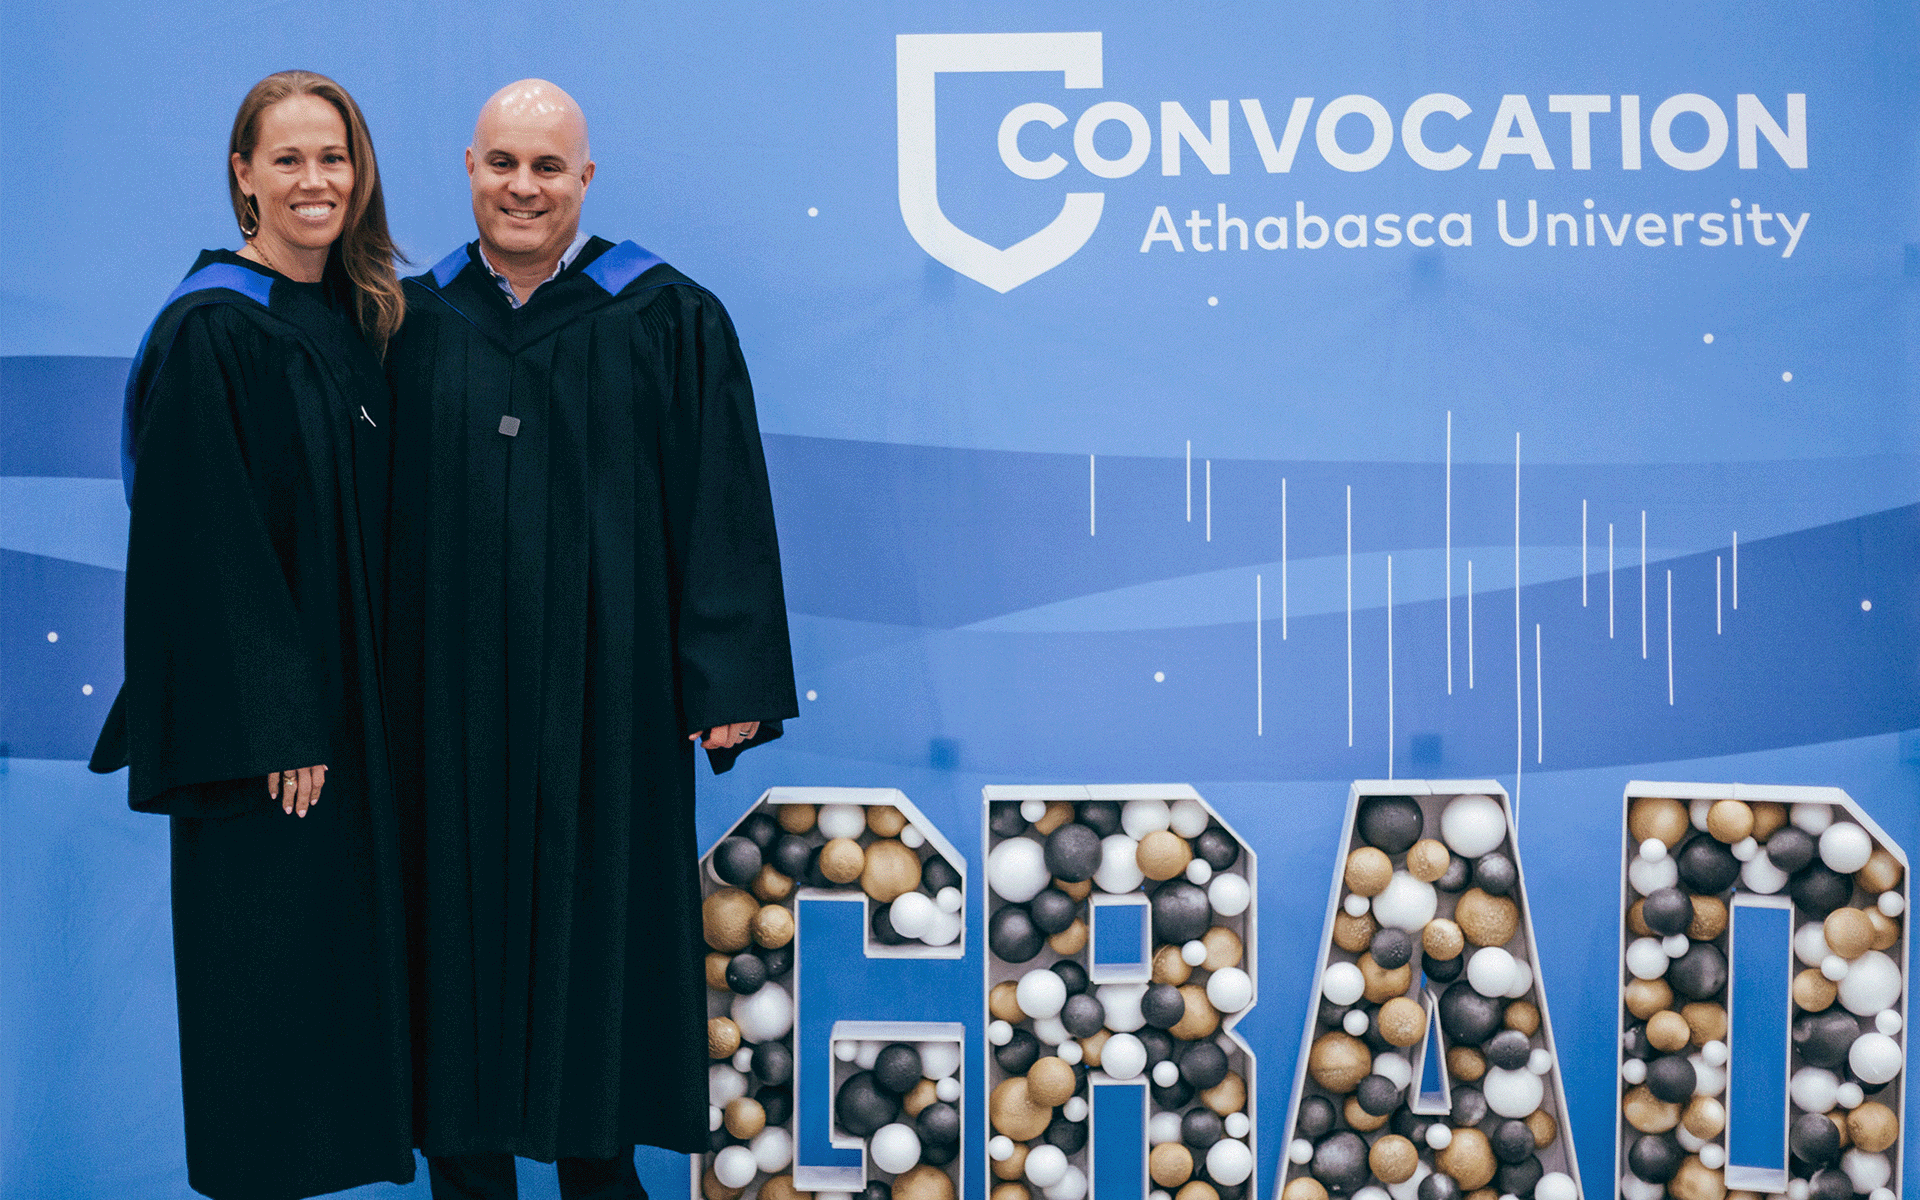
[89,250,414,1200]
[385,237,797,1161]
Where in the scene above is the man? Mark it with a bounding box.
[386,80,797,1199]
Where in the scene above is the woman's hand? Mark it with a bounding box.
[267,765,327,816]
[691,722,760,750]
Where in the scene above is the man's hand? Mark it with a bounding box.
[691,722,760,750]
[268,765,327,817]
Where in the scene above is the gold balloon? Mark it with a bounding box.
[862,839,922,903]
[703,888,758,952]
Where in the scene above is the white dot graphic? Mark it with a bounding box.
[1861,600,1872,612]
[805,689,818,701]
[1782,371,1793,382]
[1153,671,1166,683]
[82,684,93,696]
[46,631,58,643]
[807,207,819,217]
[1702,333,1714,344]
[1206,296,1218,307]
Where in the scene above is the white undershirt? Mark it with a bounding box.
[479,231,593,308]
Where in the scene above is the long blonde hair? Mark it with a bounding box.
[228,71,406,350]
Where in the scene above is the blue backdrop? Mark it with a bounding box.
[2,3,1915,1198]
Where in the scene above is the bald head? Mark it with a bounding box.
[473,78,590,166]
[466,78,596,283]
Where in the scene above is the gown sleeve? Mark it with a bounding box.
[658,289,799,773]
[90,304,332,815]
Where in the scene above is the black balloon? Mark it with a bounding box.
[1424,952,1464,983]
[1371,927,1413,970]
[1417,1171,1462,1200]
[759,1085,793,1127]
[1044,1112,1089,1153]
[1492,1120,1535,1164]
[918,1140,957,1167]
[1791,865,1852,919]
[1140,1028,1177,1066]
[1628,1134,1684,1184]
[1435,855,1472,893]
[1142,983,1186,1029]
[1621,1024,1656,1061]
[714,837,763,887]
[1311,1131,1370,1193]
[1180,1041,1230,1090]
[1029,888,1079,935]
[917,1101,960,1146]
[989,804,1028,839]
[1151,880,1212,945]
[1668,942,1728,1000]
[1789,1111,1842,1166]
[1079,801,1122,837]
[988,903,1045,962]
[1318,998,1356,1029]
[873,1043,923,1094]
[1355,1074,1400,1116]
[1486,1029,1531,1070]
[1793,1010,1860,1070]
[1474,853,1517,897]
[1496,1155,1543,1197]
[1358,795,1424,855]
[1641,888,1695,937]
[1052,959,1091,996]
[1449,1085,1488,1128]
[726,953,767,995]
[738,812,780,849]
[752,1041,794,1085]
[871,903,909,947]
[1151,1077,1194,1108]
[708,1127,738,1153]
[1182,1107,1225,1150]
[1808,1169,1853,1200]
[1062,993,1106,1038]
[805,846,832,888]
[1212,1185,1245,1200]
[1439,980,1505,1045]
[1389,1107,1430,1144]
[1194,827,1241,871]
[1646,1055,1697,1103]
[860,1181,893,1200]
[769,833,813,880]
[1296,1095,1338,1139]
[922,854,961,896]
[1677,837,1741,893]
[1766,826,1817,874]
[834,1071,899,1138]
[756,942,794,979]
[994,1027,1041,1076]
[1044,823,1103,882]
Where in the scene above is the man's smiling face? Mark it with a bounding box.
[466,82,594,269]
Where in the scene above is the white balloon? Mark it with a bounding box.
[1343,893,1371,917]
[1842,1150,1892,1194]
[936,886,963,913]
[1288,1138,1313,1164]
[1186,859,1213,885]
[1121,799,1172,839]
[732,979,796,1041]
[1057,1039,1083,1065]
[1529,1048,1553,1076]
[817,803,867,840]
[1152,1060,1180,1087]
[1208,967,1253,1013]
[1207,872,1251,916]
[1322,962,1367,1005]
[1372,1053,1413,1090]
[989,838,1051,903]
[1355,1188,1390,1200]
[1874,1009,1903,1035]
[1181,940,1209,966]
[1169,798,1211,838]
[889,891,938,938]
[1536,1173,1578,1200]
[1626,938,1669,981]
[1639,838,1669,862]
[1021,799,1048,822]
[922,906,962,947]
[869,1123,922,1175]
[714,1145,758,1189]
[733,1046,754,1073]
[1101,1032,1147,1079]
[1838,951,1901,1015]
[1730,836,1759,862]
[988,1020,1013,1046]
[1503,958,1534,999]
[1063,1095,1088,1122]
[1150,1110,1184,1144]
[1621,1059,1647,1085]
[1741,851,1790,894]
[1045,1166,1089,1200]
[709,1063,749,1107]
[1483,1066,1544,1118]
[899,825,925,849]
[1095,834,1146,894]
[1879,891,1905,917]
[855,1039,882,1069]
[1099,983,1148,1032]
[1387,1165,1431,1200]
[920,1040,962,1080]
[1205,1138,1254,1187]
[1834,1082,1864,1110]
[1426,1124,1452,1149]
[1372,872,1438,931]
[1790,802,1834,834]
[751,1126,794,1173]
[709,1105,722,1132]
[1698,1142,1725,1170]
[1691,1053,1725,1096]
[1847,1032,1903,1085]
[936,1076,961,1102]
[1225,1112,1251,1139]
[1440,794,1507,857]
[1661,934,1690,959]
[1344,1010,1371,1036]
[1794,920,1834,966]
[1627,856,1679,896]
[1689,798,1713,830]
[1468,947,1518,997]
[1790,1066,1839,1113]
[1019,968,1069,1019]
[1033,1016,1068,1046]
[1025,1143,1069,1188]
[1622,1174,1664,1200]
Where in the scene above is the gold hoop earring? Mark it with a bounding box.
[240,193,261,238]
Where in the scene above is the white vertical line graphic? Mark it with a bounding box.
[1446,411,1453,694]
[1732,530,1739,608]
[1205,460,1212,542]
[1581,499,1589,606]
[1387,554,1395,779]
[1185,440,1192,522]
[1717,556,1724,634]
[1468,559,1476,689]
[1281,477,1288,640]
[1514,433,1523,805]
[1608,523,1616,638]
[1346,485,1353,748]
[1256,574,1264,737]
[1666,569,1675,705]
[1640,510,1648,659]
[1535,623,1543,764]
[1089,455,1096,537]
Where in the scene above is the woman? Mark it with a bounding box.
[89,71,414,1199]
